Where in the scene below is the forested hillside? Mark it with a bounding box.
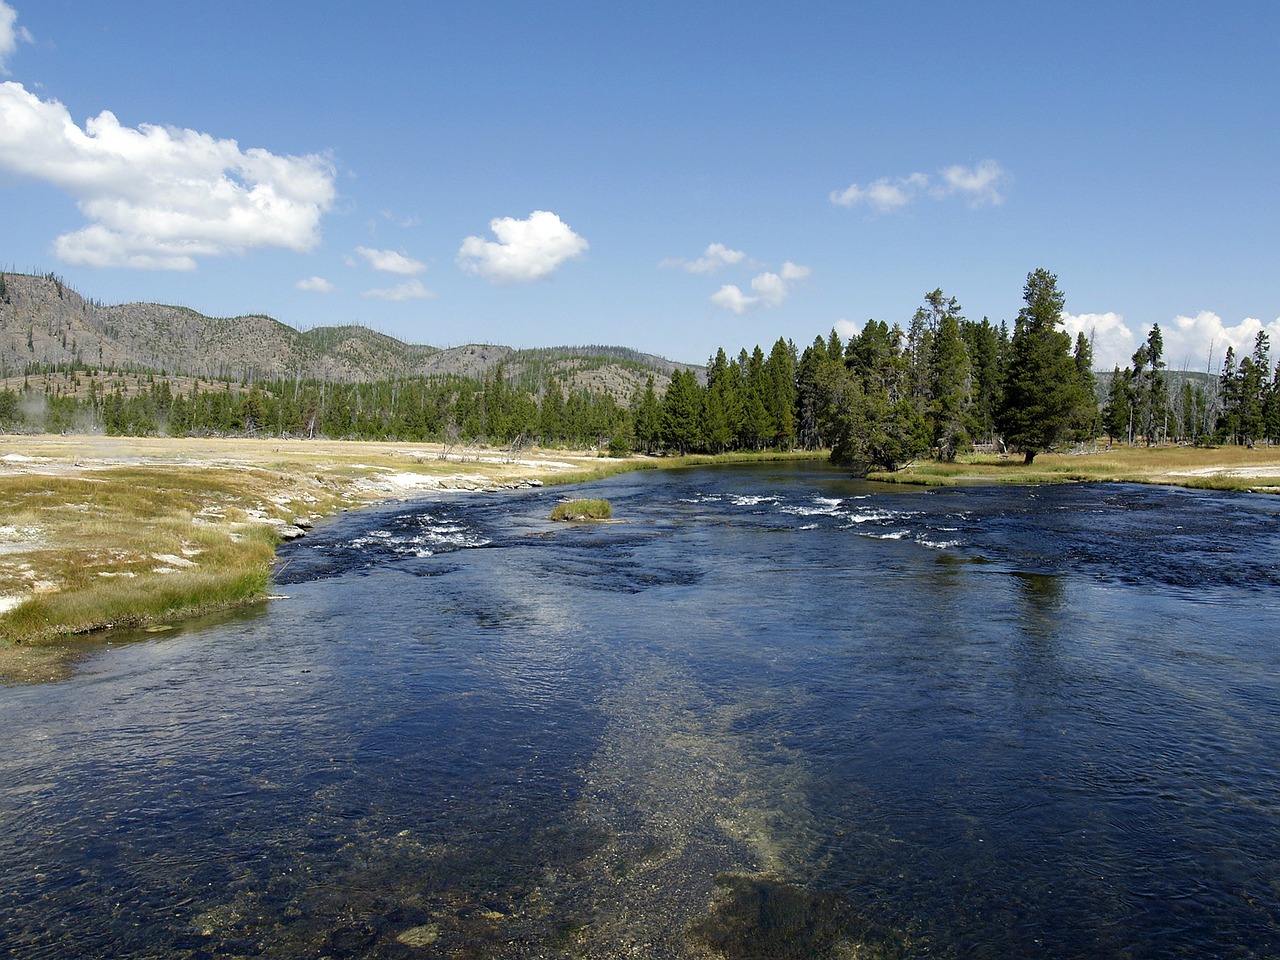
[3,269,1277,462]
[0,272,687,398]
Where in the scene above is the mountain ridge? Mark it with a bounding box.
[0,272,693,398]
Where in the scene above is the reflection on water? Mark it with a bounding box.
[2,464,1279,958]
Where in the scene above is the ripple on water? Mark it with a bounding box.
[3,466,1280,958]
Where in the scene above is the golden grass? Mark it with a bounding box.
[872,444,1280,493]
[4,434,1275,657]
[0,434,623,648]
[550,498,613,521]
[0,466,295,644]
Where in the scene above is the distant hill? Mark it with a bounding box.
[0,272,693,400]
[1095,367,1219,402]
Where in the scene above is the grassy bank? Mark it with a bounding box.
[1,437,819,651]
[869,444,1280,493]
[4,436,1275,656]
[0,435,607,649]
[0,471,281,642]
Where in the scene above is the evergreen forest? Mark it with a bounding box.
[3,270,1279,467]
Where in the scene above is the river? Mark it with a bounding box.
[2,462,1279,958]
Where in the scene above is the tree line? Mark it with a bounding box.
[0,366,631,450]
[631,268,1096,468]
[4,268,1277,463]
[1101,325,1280,448]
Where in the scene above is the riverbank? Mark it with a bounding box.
[0,435,619,650]
[4,436,1277,657]
[870,444,1280,493]
[0,436,822,654]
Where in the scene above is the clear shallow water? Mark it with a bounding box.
[2,463,1280,958]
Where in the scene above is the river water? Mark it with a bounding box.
[2,463,1279,958]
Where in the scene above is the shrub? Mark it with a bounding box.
[549,498,612,521]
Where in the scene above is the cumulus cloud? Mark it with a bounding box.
[660,242,748,273]
[749,272,790,308]
[710,264,810,315]
[0,81,336,270]
[355,246,425,275]
[830,161,1007,213]
[834,318,862,340]
[1061,311,1136,371]
[0,2,33,73]
[457,210,587,284]
[1062,308,1280,372]
[1164,311,1280,371]
[363,279,435,302]
[296,276,334,293]
[710,284,756,315]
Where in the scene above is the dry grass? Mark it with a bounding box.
[550,498,613,521]
[0,434,614,648]
[872,444,1280,493]
[5,435,1275,658]
[0,467,316,644]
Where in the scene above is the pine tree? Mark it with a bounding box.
[1265,362,1280,445]
[702,349,740,453]
[765,338,798,449]
[796,335,840,449]
[1102,366,1132,443]
[1073,332,1100,441]
[1217,347,1241,444]
[739,347,772,450]
[1127,325,1167,444]
[539,382,566,445]
[961,318,1003,445]
[996,269,1093,464]
[1236,331,1271,445]
[632,376,663,454]
[928,311,971,460]
[661,369,703,454]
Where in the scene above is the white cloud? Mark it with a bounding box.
[0,81,336,270]
[830,161,1006,213]
[750,272,789,308]
[935,160,1007,206]
[0,2,33,73]
[457,209,587,284]
[834,318,862,341]
[1062,311,1136,371]
[380,210,421,229]
[355,246,425,275]
[830,172,928,213]
[710,284,756,315]
[710,264,810,314]
[1164,311,1280,372]
[1062,308,1280,373]
[296,276,333,293]
[660,242,747,273]
[363,279,435,302]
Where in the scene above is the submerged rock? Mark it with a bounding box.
[396,923,440,947]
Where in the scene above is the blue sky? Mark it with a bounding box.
[2,1,1277,371]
